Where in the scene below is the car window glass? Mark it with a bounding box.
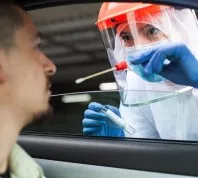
[23,3,198,142]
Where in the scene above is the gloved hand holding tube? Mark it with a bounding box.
[127,42,198,88]
[82,102,125,136]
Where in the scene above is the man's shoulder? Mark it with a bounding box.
[9,144,45,178]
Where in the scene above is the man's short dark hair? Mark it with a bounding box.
[0,1,24,49]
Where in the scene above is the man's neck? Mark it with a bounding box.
[0,107,28,174]
[0,159,8,175]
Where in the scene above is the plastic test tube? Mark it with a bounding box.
[101,105,135,135]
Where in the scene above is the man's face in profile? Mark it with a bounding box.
[0,6,56,125]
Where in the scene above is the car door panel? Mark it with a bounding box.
[36,159,197,178]
[18,135,198,177]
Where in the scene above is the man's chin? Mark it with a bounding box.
[25,105,53,127]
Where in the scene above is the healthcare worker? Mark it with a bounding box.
[82,2,198,140]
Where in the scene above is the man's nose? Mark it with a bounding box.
[43,56,57,76]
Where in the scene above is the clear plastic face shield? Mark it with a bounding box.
[97,4,198,106]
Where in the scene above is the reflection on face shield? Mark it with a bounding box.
[112,9,172,82]
[116,22,168,82]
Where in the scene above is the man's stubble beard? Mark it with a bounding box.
[23,104,54,129]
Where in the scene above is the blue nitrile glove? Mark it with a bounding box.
[82,102,124,137]
[127,42,198,88]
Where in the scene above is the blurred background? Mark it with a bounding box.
[30,3,114,94]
